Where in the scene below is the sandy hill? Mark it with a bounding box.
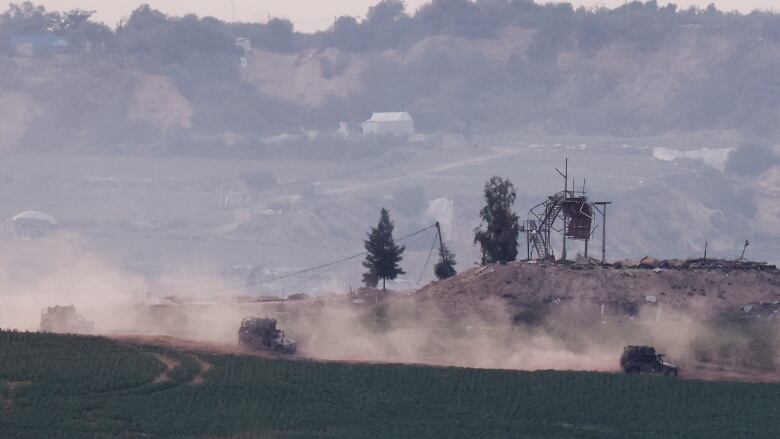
[416,260,780,320]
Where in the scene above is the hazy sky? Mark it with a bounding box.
[33,1,780,32]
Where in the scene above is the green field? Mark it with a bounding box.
[1,330,779,438]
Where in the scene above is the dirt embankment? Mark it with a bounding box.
[416,260,780,319]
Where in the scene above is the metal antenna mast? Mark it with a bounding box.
[739,240,750,261]
[522,158,612,264]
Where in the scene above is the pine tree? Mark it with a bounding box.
[474,176,520,265]
[433,242,457,280]
[363,208,405,291]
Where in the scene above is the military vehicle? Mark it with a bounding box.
[620,345,678,376]
[40,305,95,334]
[238,317,296,354]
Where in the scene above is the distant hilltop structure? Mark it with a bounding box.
[11,210,58,238]
[362,112,414,136]
[235,37,251,68]
[9,34,69,57]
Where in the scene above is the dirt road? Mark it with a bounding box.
[112,335,780,384]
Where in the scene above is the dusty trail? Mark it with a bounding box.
[113,335,291,359]
[152,354,180,384]
[322,147,523,196]
[189,354,214,385]
[112,335,780,384]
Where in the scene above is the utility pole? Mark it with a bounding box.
[563,158,567,261]
[556,158,568,262]
[435,222,446,258]
[583,178,588,259]
[592,202,611,264]
[584,237,589,259]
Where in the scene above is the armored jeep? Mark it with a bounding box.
[40,305,95,334]
[620,345,678,376]
[238,317,296,354]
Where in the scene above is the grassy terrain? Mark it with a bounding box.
[1,330,779,438]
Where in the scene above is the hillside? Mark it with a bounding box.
[2,330,780,438]
[410,260,780,372]
[417,259,780,318]
[1,2,780,154]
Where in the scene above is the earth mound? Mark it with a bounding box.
[416,259,780,321]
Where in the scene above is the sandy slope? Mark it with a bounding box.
[416,260,780,317]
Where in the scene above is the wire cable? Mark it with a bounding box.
[416,231,438,287]
[219,223,438,292]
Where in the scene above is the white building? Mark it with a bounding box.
[362,112,414,136]
[236,37,251,68]
[235,37,251,55]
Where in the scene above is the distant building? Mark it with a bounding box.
[362,112,414,136]
[10,34,69,57]
[236,37,251,68]
[11,211,58,238]
[235,37,251,54]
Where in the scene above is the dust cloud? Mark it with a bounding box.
[290,298,722,372]
[1,241,776,374]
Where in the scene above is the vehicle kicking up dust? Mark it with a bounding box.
[40,305,95,335]
[238,317,297,354]
[620,345,679,376]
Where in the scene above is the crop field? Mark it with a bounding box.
[1,330,779,439]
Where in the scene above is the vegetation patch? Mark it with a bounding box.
[2,330,780,438]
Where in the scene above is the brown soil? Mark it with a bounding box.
[416,261,780,317]
[680,366,780,383]
[113,335,292,360]
[189,355,214,386]
[113,335,780,384]
[152,354,180,384]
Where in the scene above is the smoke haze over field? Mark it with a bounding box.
[3,240,776,376]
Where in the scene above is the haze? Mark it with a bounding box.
[33,0,780,31]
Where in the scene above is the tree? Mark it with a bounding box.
[363,208,405,291]
[433,242,457,280]
[328,16,364,51]
[366,0,406,25]
[474,176,520,265]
